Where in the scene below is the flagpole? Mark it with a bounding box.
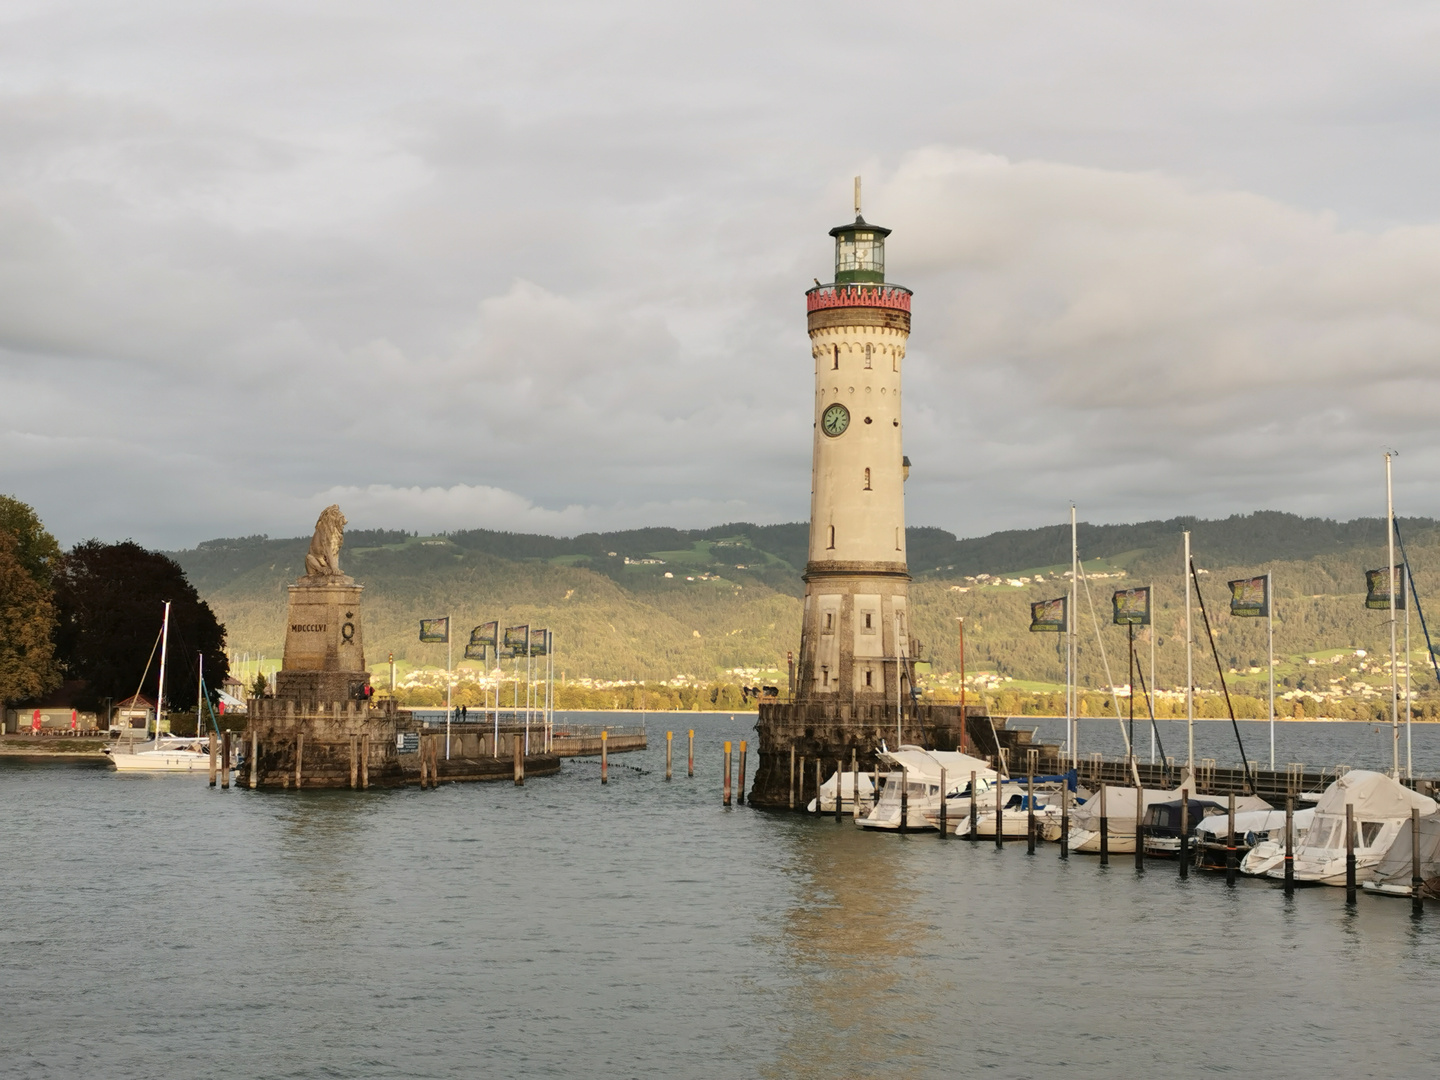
[1184,530,1194,775]
[1070,504,1078,768]
[1149,616,1156,765]
[1267,571,1275,771]
[446,613,452,761]
[1387,452,1399,778]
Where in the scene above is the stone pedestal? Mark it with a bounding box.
[274,574,370,704]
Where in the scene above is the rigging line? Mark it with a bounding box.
[1391,519,1440,689]
[1188,556,1256,796]
[1077,563,1141,787]
[1131,655,1167,764]
[126,622,165,724]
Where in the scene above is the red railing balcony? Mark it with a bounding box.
[806,282,912,313]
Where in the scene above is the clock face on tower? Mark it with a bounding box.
[821,403,850,437]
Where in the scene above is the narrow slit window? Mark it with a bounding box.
[833,345,839,370]
[828,525,835,549]
[892,353,897,372]
[865,669,873,687]
[895,527,901,550]
[864,343,872,369]
[863,467,871,490]
[821,666,830,686]
[825,612,834,630]
[864,613,872,629]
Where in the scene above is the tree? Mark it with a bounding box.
[0,532,61,708]
[0,495,63,586]
[53,541,228,712]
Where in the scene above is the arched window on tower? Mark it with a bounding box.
[827,525,836,549]
[895,526,901,550]
[833,345,839,370]
[864,343,872,369]
[893,351,898,372]
[863,467,871,490]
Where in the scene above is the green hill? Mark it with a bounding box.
[168,513,1440,702]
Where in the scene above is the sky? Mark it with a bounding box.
[5,2,1440,548]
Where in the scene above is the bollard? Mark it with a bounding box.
[601,730,609,784]
[666,731,673,781]
[723,741,732,806]
[969,771,978,844]
[789,746,796,810]
[851,749,860,821]
[1134,784,1144,873]
[349,734,358,790]
[221,730,230,789]
[295,732,304,790]
[1060,782,1069,860]
[939,766,948,839]
[739,741,748,805]
[514,733,524,786]
[1027,769,1036,855]
[250,729,259,789]
[688,730,694,777]
[208,733,217,787]
[899,765,909,834]
[1226,793,1237,887]
[1413,807,1424,917]
[814,758,822,817]
[799,755,806,811]
[1180,791,1190,881]
[834,758,841,822]
[361,732,370,790]
[1283,796,1293,895]
[995,777,1004,850]
[1099,785,1109,866]
[1345,803,1356,905]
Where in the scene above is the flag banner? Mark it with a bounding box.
[530,628,548,656]
[1365,566,1406,610]
[419,617,450,643]
[463,643,487,661]
[1029,596,1067,633]
[497,646,515,660]
[470,621,498,649]
[504,624,530,653]
[1229,576,1269,618]
[1112,586,1151,626]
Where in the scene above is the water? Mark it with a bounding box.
[5,712,1440,1079]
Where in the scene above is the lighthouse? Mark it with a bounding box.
[797,183,913,706]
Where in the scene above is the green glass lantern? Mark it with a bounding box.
[830,215,889,285]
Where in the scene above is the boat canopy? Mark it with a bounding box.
[878,748,997,792]
[1072,778,1269,833]
[1311,770,1437,820]
[1196,807,1315,839]
[1370,813,1440,887]
[1143,799,1228,833]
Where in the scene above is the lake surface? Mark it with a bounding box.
[5,712,1440,1079]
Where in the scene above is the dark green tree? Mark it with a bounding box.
[0,531,61,708]
[0,495,63,586]
[54,541,228,712]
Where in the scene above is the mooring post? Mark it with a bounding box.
[851,748,859,820]
[739,741,748,805]
[789,746,796,809]
[834,757,841,822]
[600,729,609,784]
[514,732,524,786]
[295,732,304,790]
[799,755,806,810]
[349,734,358,790]
[1027,768,1036,855]
[723,741,732,807]
[1282,795,1294,894]
[1413,806,1424,917]
[939,766,948,839]
[208,733,218,787]
[1134,784,1144,872]
[1060,782,1069,860]
[1226,792,1237,887]
[250,729,259,789]
[899,765,909,834]
[666,731,673,781]
[1345,803,1357,905]
[688,729,694,777]
[221,730,230,789]
[814,758,822,817]
[995,775,1004,850]
[969,771,978,844]
[1099,784,1109,867]
[361,732,370,790]
[1180,791,1190,881]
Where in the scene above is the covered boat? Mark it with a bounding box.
[1363,813,1440,897]
[807,768,877,815]
[1067,777,1269,855]
[1235,808,1317,875]
[1262,770,1437,886]
[856,747,997,832]
[1139,798,1228,858]
[1194,807,1312,872]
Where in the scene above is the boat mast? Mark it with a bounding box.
[155,601,171,741]
[1184,531,1193,775]
[1070,504,1077,768]
[197,651,204,741]
[1387,452,1399,778]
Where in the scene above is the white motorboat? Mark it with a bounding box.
[948,778,1084,840]
[856,747,997,832]
[105,736,230,774]
[1363,813,1440,897]
[1221,808,1316,875]
[807,769,877,815]
[1266,770,1438,886]
[1067,776,1269,855]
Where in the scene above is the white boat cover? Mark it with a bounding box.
[1310,769,1437,821]
[808,770,877,812]
[879,747,998,789]
[1366,813,1440,887]
[1196,807,1315,840]
[1071,776,1269,834]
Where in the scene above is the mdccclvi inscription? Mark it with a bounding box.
[291,623,327,633]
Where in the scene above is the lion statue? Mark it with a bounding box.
[304,504,347,577]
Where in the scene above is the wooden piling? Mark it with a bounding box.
[250,729,258,789]
[349,734,358,790]
[208,733,217,787]
[1345,803,1356,905]
[221,730,230,789]
[788,746,796,810]
[939,766,948,838]
[361,733,370,790]
[1226,792,1237,887]
[1283,796,1293,895]
[723,741,732,806]
[1134,785,1144,872]
[995,775,1004,850]
[1413,806,1424,916]
[969,771,978,844]
[899,765,908,834]
[687,729,694,777]
[601,729,609,784]
[738,741,747,806]
[799,755,806,810]
[1099,784,1109,866]
[295,732,304,790]
[514,732,524,786]
[1179,791,1190,880]
[833,757,841,822]
[851,749,859,820]
[1060,782,1069,860]
[666,731,674,781]
[1027,769,1036,855]
[814,758,822,817]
